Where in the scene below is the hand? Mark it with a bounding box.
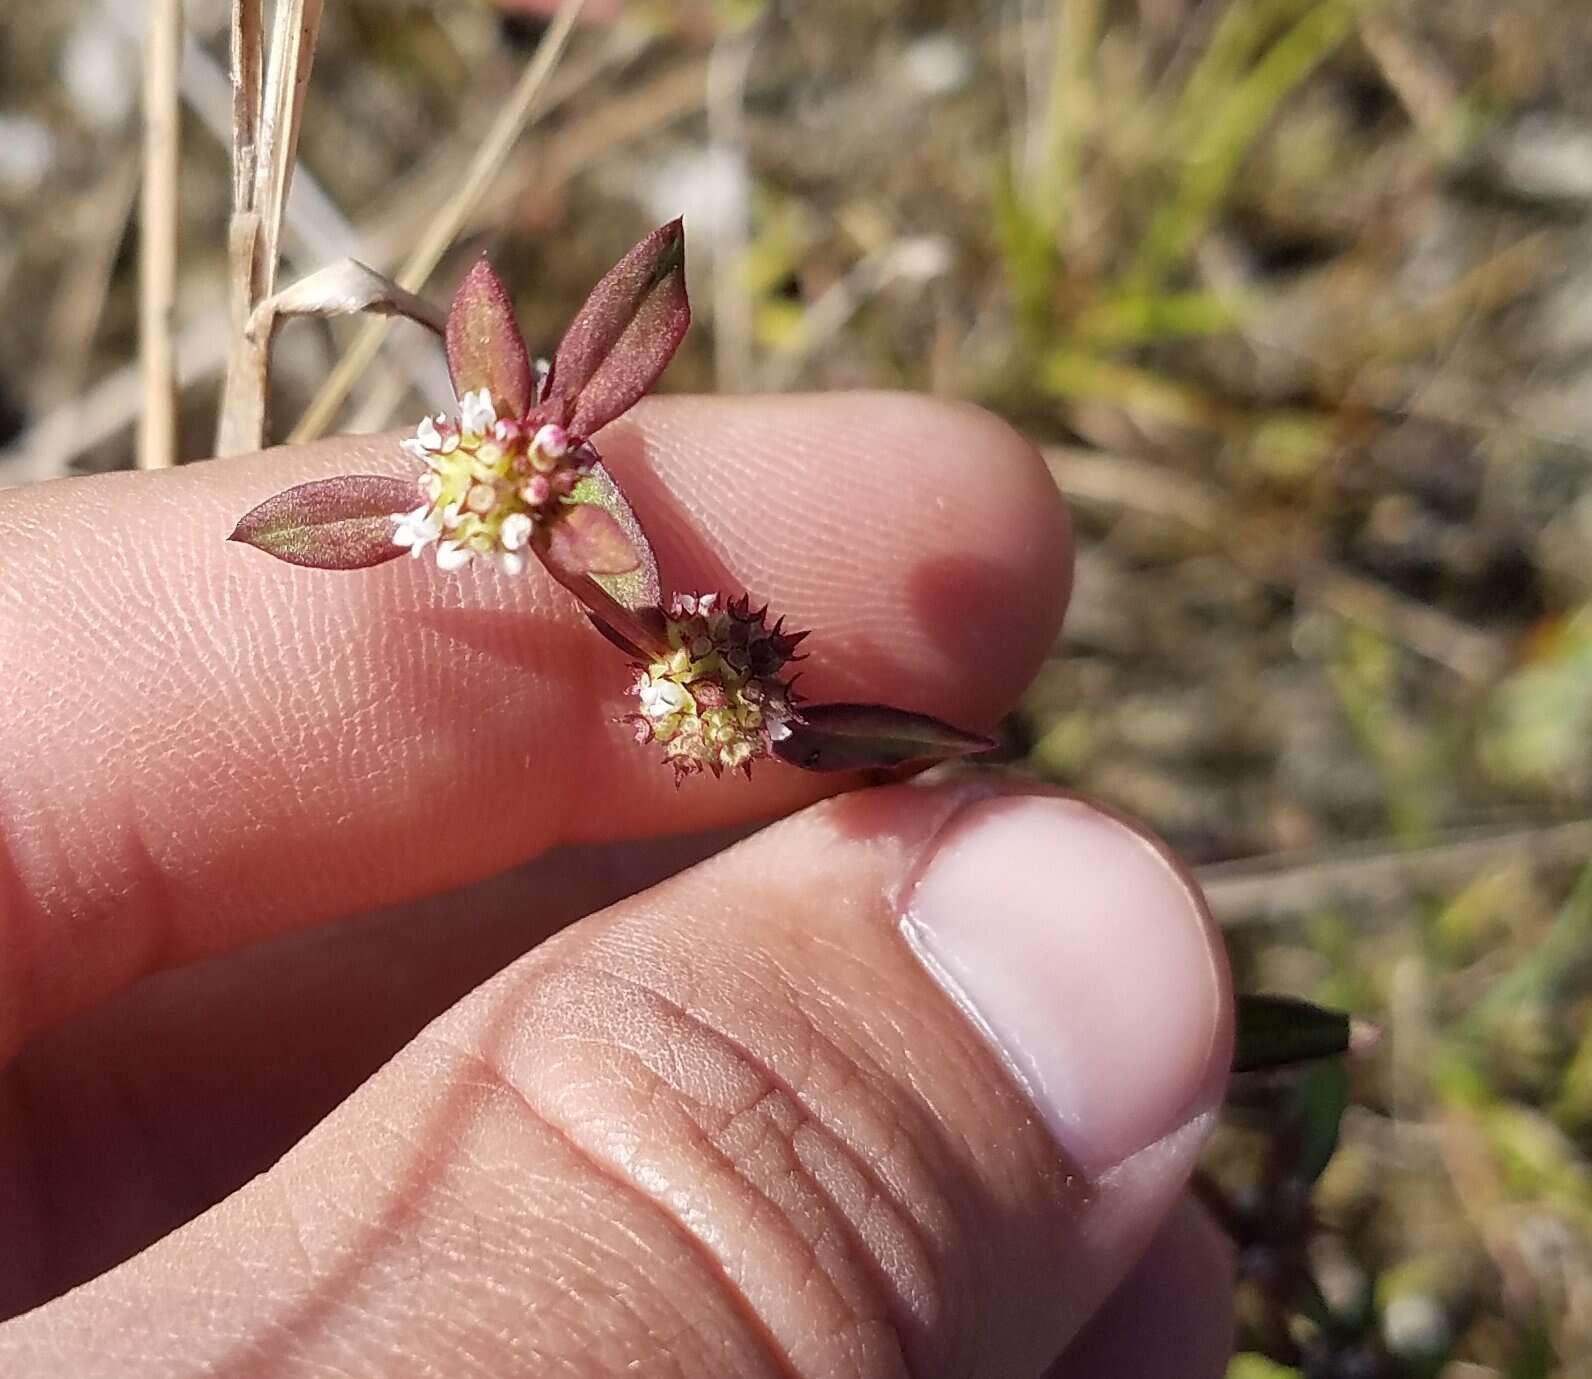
[0,393,1232,1377]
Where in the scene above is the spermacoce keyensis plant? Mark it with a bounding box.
[231,221,989,781]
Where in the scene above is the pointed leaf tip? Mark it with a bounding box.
[229,474,415,569]
[546,220,690,439]
[446,257,533,417]
[771,704,993,773]
[1232,995,1355,1074]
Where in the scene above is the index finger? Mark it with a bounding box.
[0,392,1070,1056]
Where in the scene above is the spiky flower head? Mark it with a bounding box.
[628,593,808,781]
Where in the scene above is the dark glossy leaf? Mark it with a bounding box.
[584,611,652,660]
[770,703,993,773]
[1280,1059,1349,1186]
[228,474,414,569]
[546,219,689,438]
[446,257,533,417]
[1233,995,1353,1074]
[564,462,660,610]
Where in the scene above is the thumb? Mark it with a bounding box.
[0,782,1230,1378]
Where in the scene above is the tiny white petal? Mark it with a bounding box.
[460,388,497,434]
[697,592,718,614]
[390,504,437,551]
[500,512,533,551]
[496,549,528,577]
[435,540,472,571]
[401,437,430,461]
[416,416,442,449]
[640,678,689,719]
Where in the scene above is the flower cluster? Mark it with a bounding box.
[628,594,806,779]
[392,388,585,574]
[230,221,993,782]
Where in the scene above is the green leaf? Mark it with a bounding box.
[228,474,414,570]
[1280,1058,1349,1186]
[771,704,993,773]
[564,462,660,611]
[543,503,640,578]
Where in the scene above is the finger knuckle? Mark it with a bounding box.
[461,949,974,1379]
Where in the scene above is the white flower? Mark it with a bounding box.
[392,505,441,555]
[639,677,689,719]
[459,388,497,436]
[496,549,528,577]
[416,416,443,450]
[400,436,431,462]
[500,512,533,551]
[435,540,472,572]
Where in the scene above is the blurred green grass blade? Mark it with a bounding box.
[1464,862,1592,1039]
[1072,287,1250,346]
[1129,0,1371,290]
[1040,349,1222,427]
[1033,0,1103,237]
[993,165,1058,339]
[1167,0,1318,149]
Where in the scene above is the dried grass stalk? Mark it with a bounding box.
[138,0,184,469]
[218,0,325,457]
[290,0,586,445]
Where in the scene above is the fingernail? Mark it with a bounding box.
[901,794,1225,1175]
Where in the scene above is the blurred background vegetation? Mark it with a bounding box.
[2,0,1590,1373]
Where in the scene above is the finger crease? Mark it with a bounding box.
[419,1032,806,1379]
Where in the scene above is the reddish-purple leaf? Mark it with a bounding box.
[545,219,690,439]
[445,258,534,417]
[543,502,639,577]
[584,589,668,662]
[770,704,994,773]
[228,474,415,569]
[531,530,669,660]
[564,462,660,610]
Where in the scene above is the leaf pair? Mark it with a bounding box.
[444,219,689,444]
[230,221,691,584]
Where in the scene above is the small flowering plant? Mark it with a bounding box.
[230,221,990,780]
